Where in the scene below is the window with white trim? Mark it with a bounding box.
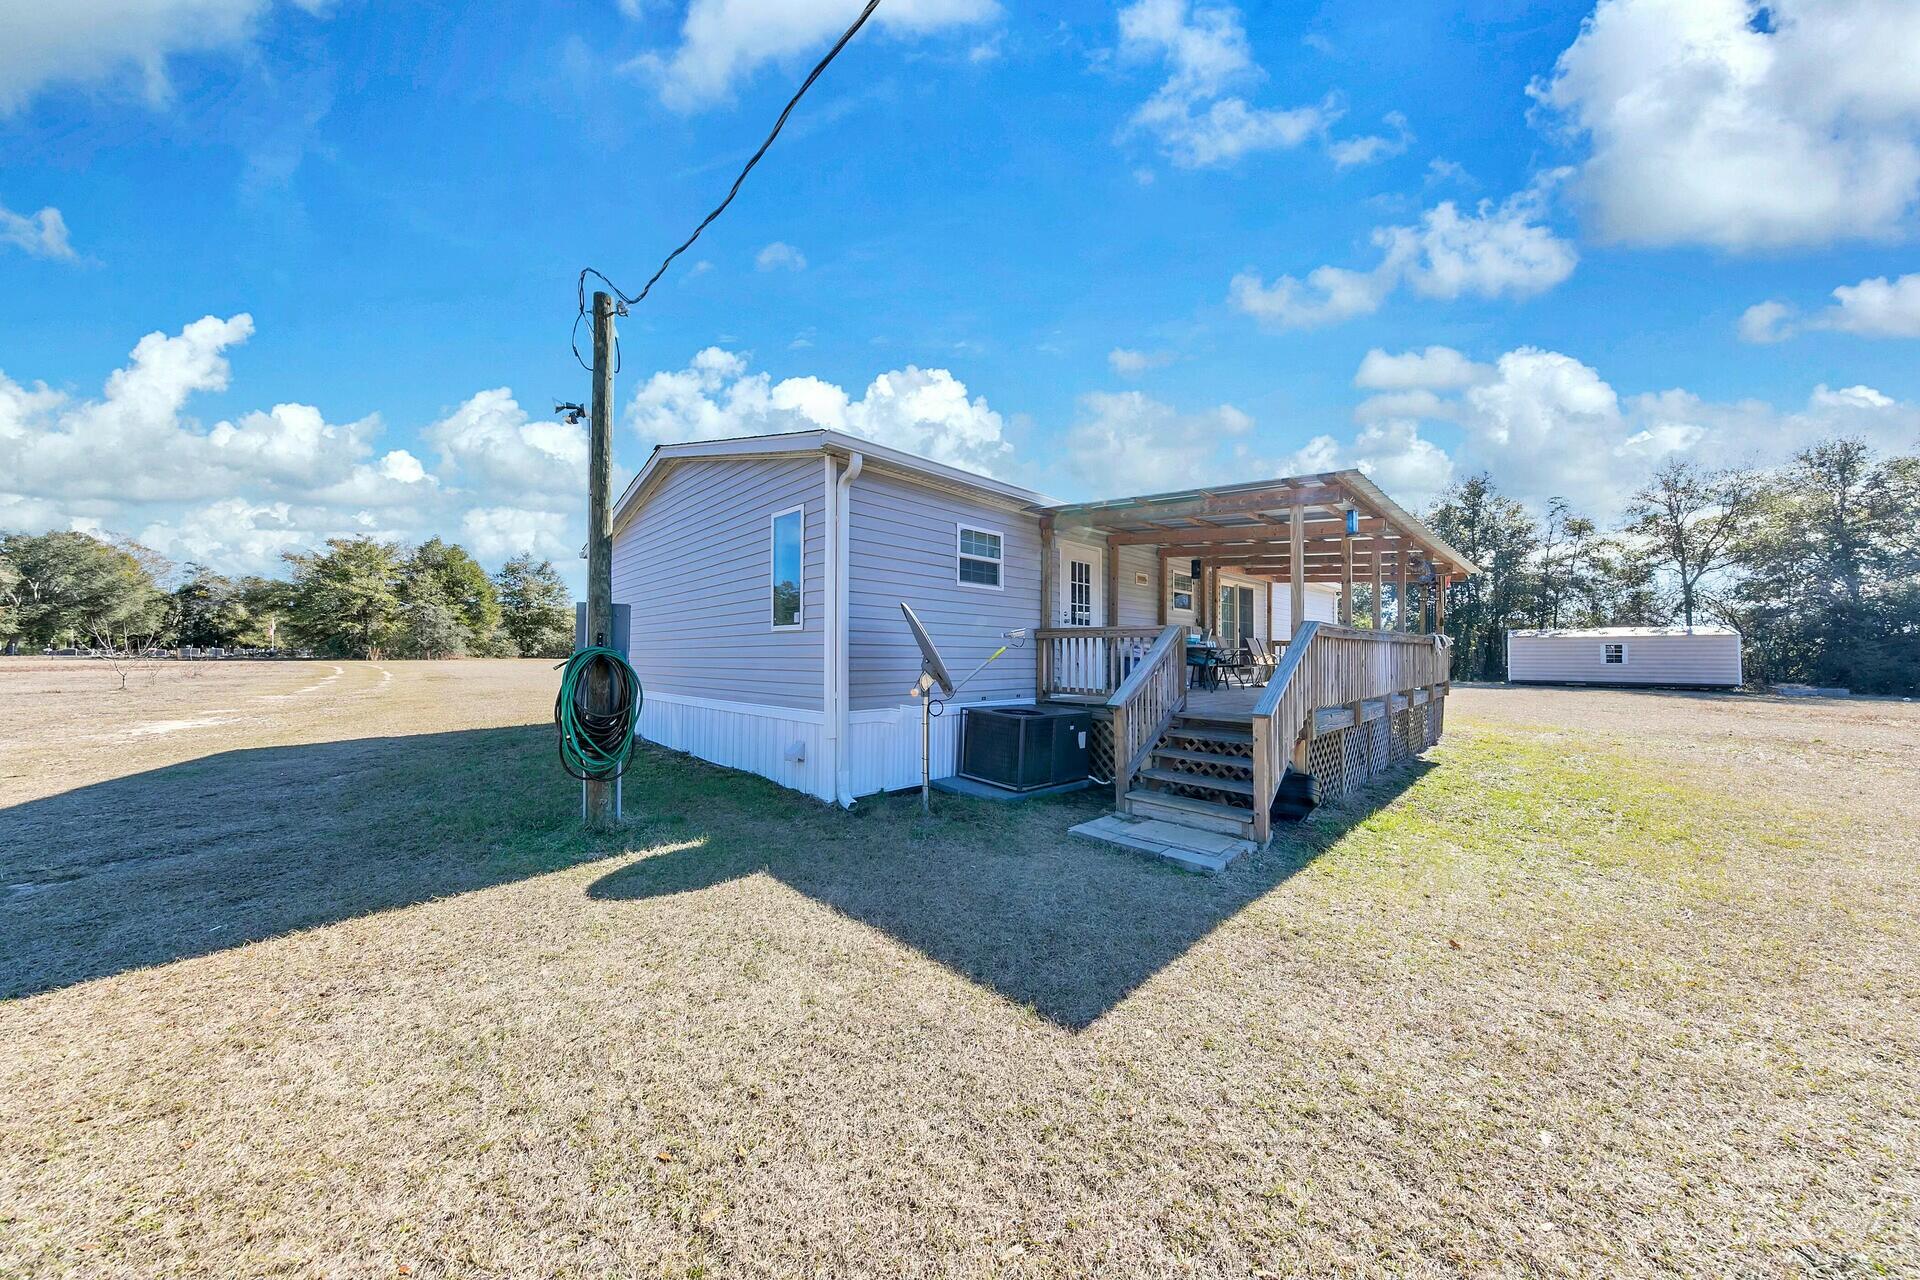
[957,525,1002,589]
[1603,642,1626,665]
[771,506,803,630]
[1170,570,1195,613]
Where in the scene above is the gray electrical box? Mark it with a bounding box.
[575,603,631,655]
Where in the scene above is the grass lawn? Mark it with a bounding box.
[2,660,1916,1277]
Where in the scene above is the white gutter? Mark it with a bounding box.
[833,451,863,807]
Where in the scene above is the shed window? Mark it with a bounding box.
[957,526,1003,589]
[771,506,803,630]
[1603,642,1626,665]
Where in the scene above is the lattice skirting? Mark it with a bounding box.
[1306,697,1442,806]
[1089,718,1116,783]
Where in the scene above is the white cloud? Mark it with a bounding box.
[754,241,807,272]
[1117,0,1336,168]
[424,388,586,500]
[0,0,323,115]
[1301,342,1920,518]
[1739,271,1920,342]
[628,347,1013,474]
[0,315,585,577]
[630,0,997,111]
[0,201,74,259]
[459,506,574,563]
[1823,272,1920,337]
[1353,345,1491,391]
[1107,347,1175,377]
[1738,299,1796,344]
[1534,0,1920,250]
[1327,111,1412,169]
[1231,179,1576,329]
[1061,389,1253,495]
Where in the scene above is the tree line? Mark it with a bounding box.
[1426,437,1920,695]
[0,534,575,660]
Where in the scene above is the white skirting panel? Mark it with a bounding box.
[637,692,832,802]
[846,699,1032,796]
[639,693,1039,803]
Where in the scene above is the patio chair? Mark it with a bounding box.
[1245,636,1279,686]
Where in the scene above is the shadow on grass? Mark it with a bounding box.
[0,726,624,1001]
[588,747,1433,1030]
[3,726,1427,1028]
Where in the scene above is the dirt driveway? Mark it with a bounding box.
[3,660,1916,1277]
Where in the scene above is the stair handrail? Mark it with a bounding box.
[1104,623,1188,804]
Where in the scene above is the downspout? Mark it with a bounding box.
[821,455,840,804]
[834,451,864,808]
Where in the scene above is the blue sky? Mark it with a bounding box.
[3,0,1918,585]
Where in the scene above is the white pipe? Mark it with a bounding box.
[821,455,839,803]
[833,451,864,807]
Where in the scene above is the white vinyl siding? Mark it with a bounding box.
[1508,630,1742,687]
[611,457,826,710]
[1113,543,1161,626]
[847,472,1040,712]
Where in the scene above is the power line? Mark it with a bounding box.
[572,0,885,370]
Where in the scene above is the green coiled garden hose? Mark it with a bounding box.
[553,646,642,781]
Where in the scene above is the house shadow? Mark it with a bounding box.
[5,723,1430,1029]
[587,756,1434,1031]
[0,725,623,1000]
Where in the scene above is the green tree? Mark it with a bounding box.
[402,539,501,644]
[171,564,251,649]
[1621,459,1760,628]
[284,538,404,658]
[495,554,574,658]
[1725,440,1920,694]
[0,531,167,648]
[235,577,294,649]
[0,547,19,650]
[391,593,468,659]
[1426,474,1541,681]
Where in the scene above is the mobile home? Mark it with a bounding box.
[611,430,1475,846]
[1507,626,1743,688]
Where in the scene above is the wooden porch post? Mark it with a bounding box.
[1288,504,1305,641]
[1435,572,1449,635]
[1396,546,1410,632]
[1105,538,1120,626]
[1371,536,1384,630]
[1156,551,1169,626]
[1339,518,1354,626]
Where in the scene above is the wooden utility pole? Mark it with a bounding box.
[586,290,618,827]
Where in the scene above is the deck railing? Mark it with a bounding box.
[1036,626,1165,701]
[1103,624,1188,804]
[1249,623,1452,844]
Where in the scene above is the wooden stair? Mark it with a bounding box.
[1117,714,1318,843]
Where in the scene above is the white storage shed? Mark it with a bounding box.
[1507,626,1743,689]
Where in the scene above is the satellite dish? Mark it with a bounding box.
[900,603,955,697]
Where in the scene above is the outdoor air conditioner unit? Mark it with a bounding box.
[959,705,1090,791]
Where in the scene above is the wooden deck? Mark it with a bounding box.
[1172,681,1439,732]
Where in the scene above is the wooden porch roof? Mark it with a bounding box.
[1038,469,1478,584]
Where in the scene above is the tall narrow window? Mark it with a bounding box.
[957,525,1003,589]
[771,506,803,630]
[1068,559,1093,625]
[1170,571,1195,613]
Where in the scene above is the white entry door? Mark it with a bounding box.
[1057,542,1105,627]
[1055,543,1108,694]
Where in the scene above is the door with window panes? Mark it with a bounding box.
[1056,542,1107,693]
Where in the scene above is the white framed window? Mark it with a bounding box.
[1603,642,1626,665]
[1170,570,1195,613]
[956,524,1003,590]
[771,505,804,631]
[1068,558,1093,625]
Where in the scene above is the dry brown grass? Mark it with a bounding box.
[2,660,1916,1278]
